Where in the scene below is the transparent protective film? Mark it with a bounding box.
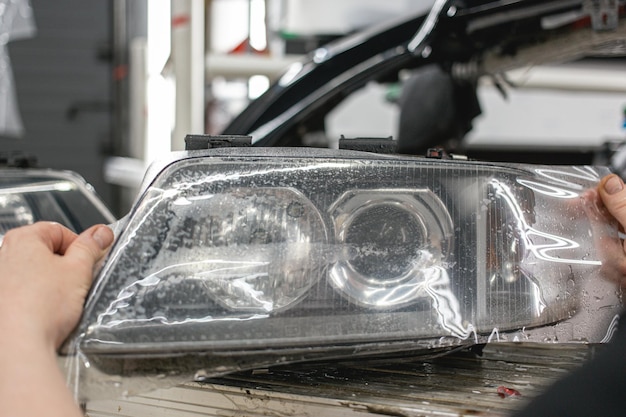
[64,149,623,401]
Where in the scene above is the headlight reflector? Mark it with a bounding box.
[127,187,327,314]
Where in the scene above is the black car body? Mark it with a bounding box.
[222,0,626,161]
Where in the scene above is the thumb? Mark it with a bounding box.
[64,224,115,269]
[598,174,626,231]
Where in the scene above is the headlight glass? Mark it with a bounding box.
[68,148,621,399]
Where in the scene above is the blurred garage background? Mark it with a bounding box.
[1,0,625,218]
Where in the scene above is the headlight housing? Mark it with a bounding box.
[67,148,622,399]
[0,169,115,241]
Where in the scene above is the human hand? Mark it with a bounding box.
[0,222,114,351]
[598,174,626,230]
[586,174,626,290]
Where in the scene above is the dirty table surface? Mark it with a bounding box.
[86,343,595,417]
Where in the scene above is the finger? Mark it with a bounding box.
[3,222,78,255]
[598,174,626,232]
[581,188,623,282]
[64,225,114,270]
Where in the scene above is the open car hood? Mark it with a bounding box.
[222,0,626,150]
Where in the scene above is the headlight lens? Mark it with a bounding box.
[329,189,453,309]
[70,148,621,392]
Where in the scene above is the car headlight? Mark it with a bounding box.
[67,148,621,399]
[0,169,115,242]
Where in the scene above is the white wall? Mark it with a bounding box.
[282,0,434,35]
[467,87,626,147]
[325,66,626,149]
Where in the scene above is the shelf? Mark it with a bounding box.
[205,53,303,80]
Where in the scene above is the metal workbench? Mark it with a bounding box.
[86,343,593,416]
